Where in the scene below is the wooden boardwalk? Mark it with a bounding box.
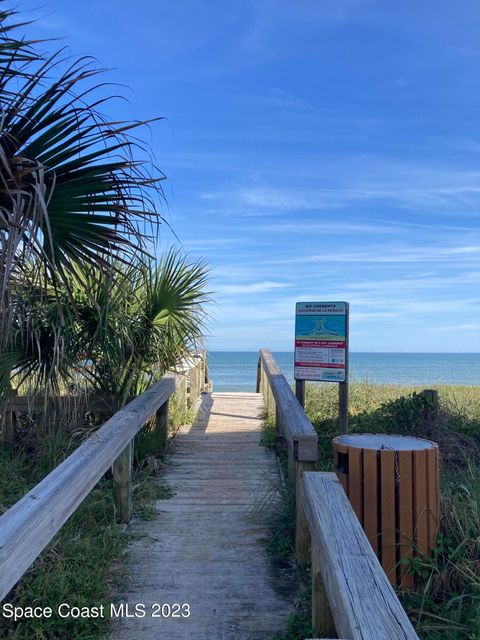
[111,392,292,640]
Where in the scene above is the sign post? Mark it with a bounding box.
[294,301,349,433]
[295,379,305,407]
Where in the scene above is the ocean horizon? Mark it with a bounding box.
[206,351,480,392]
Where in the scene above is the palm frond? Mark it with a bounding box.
[0,9,167,386]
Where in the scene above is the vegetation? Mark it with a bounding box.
[69,251,209,397]
[0,6,210,400]
[0,415,177,639]
[306,382,480,470]
[264,382,480,640]
[0,6,209,640]
[260,417,312,639]
[0,4,209,421]
[0,6,165,390]
[306,382,480,638]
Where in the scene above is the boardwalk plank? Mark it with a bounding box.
[110,392,291,640]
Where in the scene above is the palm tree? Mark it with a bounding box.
[0,8,166,394]
[72,250,210,397]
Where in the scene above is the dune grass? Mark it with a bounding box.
[264,381,480,640]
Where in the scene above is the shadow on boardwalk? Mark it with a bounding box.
[110,392,293,640]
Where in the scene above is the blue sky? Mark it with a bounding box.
[19,1,480,351]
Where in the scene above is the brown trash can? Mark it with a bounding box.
[333,433,440,588]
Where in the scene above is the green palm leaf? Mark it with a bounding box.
[0,9,167,393]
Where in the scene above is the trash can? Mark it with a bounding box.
[333,433,440,587]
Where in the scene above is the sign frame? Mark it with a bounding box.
[294,301,349,383]
[294,301,349,433]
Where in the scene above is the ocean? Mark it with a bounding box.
[206,352,480,392]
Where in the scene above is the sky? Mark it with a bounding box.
[18,0,480,351]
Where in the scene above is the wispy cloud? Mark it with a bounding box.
[200,187,312,211]
[430,323,480,333]
[180,236,268,250]
[255,221,399,234]
[216,281,290,294]
[239,0,376,58]
[351,311,401,320]
[254,219,480,235]
[262,244,480,266]
[242,88,314,111]
[345,271,480,293]
[198,161,480,216]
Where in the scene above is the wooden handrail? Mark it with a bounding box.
[258,349,317,462]
[0,354,207,603]
[257,349,318,565]
[258,350,418,637]
[301,472,419,639]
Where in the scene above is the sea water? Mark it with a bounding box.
[207,352,480,392]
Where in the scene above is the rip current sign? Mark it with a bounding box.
[294,302,349,382]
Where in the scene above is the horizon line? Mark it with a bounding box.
[206,350,480,355]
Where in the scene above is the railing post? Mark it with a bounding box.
[261,369,266,408]
[196,359,201,399]
[201,353,208,392]
[181,375,188,413]
[256,358,261,393]
[1,409,15,447]
[339,381,349,434]
[112,440,133,523]
[188,357,203,406]
[204,358,210,391]
[295,379,305,408]
[1,391,17,447]
[186,368,192,408]
[192,363,197,403]
[155,399,169,453]
[312,539,336,637]
[295,459,316,566]
[421,388,439,422]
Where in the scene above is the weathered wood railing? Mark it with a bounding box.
[301,472,419,639]
[257,349,318,563]
[0,352,208,604]
[258,350,419,639]
[0,350,210,447]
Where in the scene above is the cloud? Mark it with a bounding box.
[255,221,399,234]
[254,219,480,236]
[215,281,290,294]
[20,9,74,33]
[200,187,315,211]
[345,271,480,294]
[243,88,314,111]
[261,244,480,266]
[198,160,480,217]
[163,151,241,172]
[430,323,480,333]
[180,236,268,250]
[351,311,401,320]
[239,0,375,58]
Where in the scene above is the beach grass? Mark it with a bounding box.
[264,381,480,640]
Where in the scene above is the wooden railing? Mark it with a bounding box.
[301,472,419,639]
[258,350,419,640]
[257,349,318,564]
[0,352,208,604]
